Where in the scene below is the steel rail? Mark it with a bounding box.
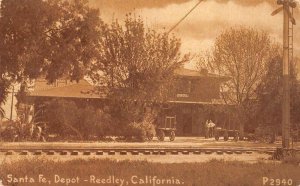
[0,146,298,156]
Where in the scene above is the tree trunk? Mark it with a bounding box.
[237,105,246,140]
[239,122,245,140]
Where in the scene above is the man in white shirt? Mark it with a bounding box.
[208,120,216,137]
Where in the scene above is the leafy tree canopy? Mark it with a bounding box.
[89,15,189,103]
[255,56,299,130]
[197,26,281,135]
[0,0,102,106]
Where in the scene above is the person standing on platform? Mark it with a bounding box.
[208,120,216,137]
[205,120,209,138]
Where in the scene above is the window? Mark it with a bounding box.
[176,79,192,98]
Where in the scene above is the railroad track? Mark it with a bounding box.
[1,147,298,156]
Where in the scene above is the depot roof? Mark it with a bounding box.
[28,79,103,99]
[174,68,229,80]
[28,68,228,99]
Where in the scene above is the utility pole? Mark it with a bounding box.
[9,85,14,121]
[272,0,296,149]
[282,0,290,149]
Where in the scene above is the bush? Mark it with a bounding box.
[283,154,300,166]
[0,121,18,141]
[42,99,160,141]
[125,115,156,141]
[126,122,146,141]
[76,107,112,139]
[43,99,112,140]
[44,99,79,137]
[254,125,276,143]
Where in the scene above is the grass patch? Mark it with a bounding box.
[283,153,300,165]
[0,158,299,186]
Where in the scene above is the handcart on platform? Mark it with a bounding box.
[156,115,177,142]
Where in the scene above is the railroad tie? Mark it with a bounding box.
[120,151,127,155]
[83,151,91,155]
[217,151,224,155]
[131,151,139,155]
[96,151,103,155]
[234,151,242,155]
[20,151,28,155]
[225,151,233,155]
[193,151,201,155]
[5,151,14,155]
[152,151,159,155]
[204,150,213,155]
[33,151,42,155]
[143,151,151,155]
[171,151,179,155]
[159,151,166,155]
[182,151,189,155]
[71,151,79,155]
[108,151,115,155]
[60,151,68,155]
[47,151,55,155]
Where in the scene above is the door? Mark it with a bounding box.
[182,114,192,136]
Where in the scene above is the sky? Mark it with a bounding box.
[89,0,300,68]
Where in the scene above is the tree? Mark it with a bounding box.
[0,78,10,117]
[197,26,280,136]
[89,15,189,126]
[255,56,299,133]
[0,0,102,107]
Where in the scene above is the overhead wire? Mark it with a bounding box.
[167,0,204,34]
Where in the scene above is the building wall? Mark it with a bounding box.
[168,104,236,136]
[162,75,229,136]
[24,74,228,137]
[172,77,221,102]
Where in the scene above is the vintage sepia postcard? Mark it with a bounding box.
[0,0,300,186]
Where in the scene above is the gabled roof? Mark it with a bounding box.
[28,79,102,99]
[174,68,229,80]
[28,68,229,99]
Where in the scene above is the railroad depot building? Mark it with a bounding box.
[26,68,231,136]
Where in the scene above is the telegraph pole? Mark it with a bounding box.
[9,85,15,121]
[282,0,290,149]
[272,0,297,149]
